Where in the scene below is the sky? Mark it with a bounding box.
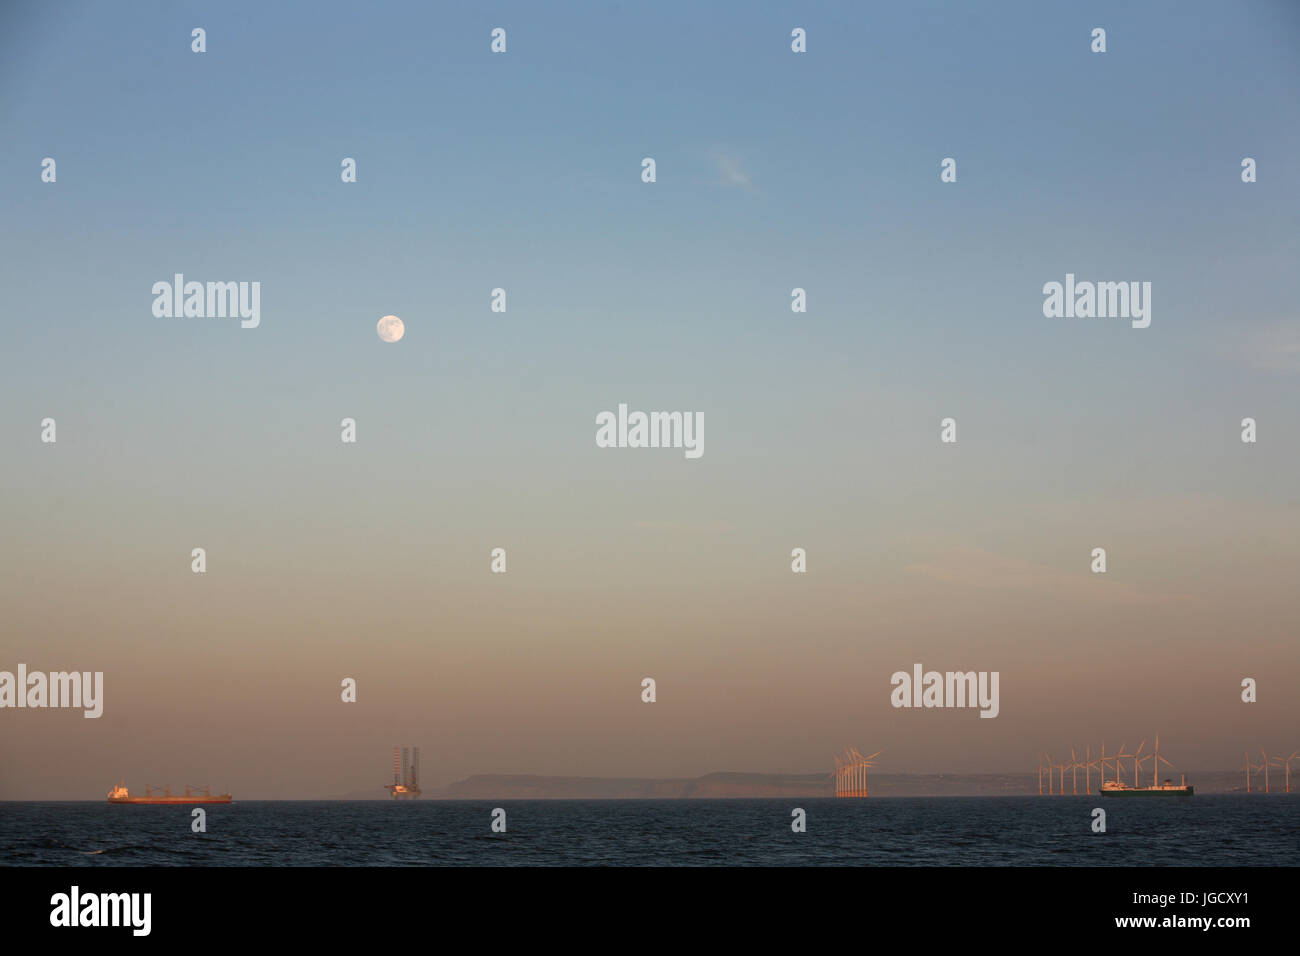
[1,0,1297,798]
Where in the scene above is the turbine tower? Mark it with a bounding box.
[832,747,880,797]
[1112,741,1129,787]
[1281,751,1298,794]
[1151,734,1174,786]
[1131,739,1148,788]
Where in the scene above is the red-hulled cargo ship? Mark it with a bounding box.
[107,782,232,804]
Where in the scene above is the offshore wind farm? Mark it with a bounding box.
[315,742,1292,800]
[1038,735,1192,796]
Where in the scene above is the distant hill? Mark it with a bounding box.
[434,772,831,799]
[330,789,400,801]
[327,770,1252,800]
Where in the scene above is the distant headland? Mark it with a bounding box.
[328,770,1256,800]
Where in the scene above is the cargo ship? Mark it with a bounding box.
[107,782,232,804]
[1098,735,1192,796]
[1100,777,1194,797]
[385,746,422,798]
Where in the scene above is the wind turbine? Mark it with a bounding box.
[1151,734,1174,787]
[1095,741,1113,792]
[1242,750,1269,793]
[1265,751,1290,794]
[830,747,880,797]
[1083,743,1102,795]
[1112,741,1129,786]
[1281,751,1299,794]
[1131,739,1148,788]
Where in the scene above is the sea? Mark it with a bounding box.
[2,796,1297,866]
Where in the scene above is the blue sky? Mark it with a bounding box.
[1,1,1297,793]
[3,2,1297,451]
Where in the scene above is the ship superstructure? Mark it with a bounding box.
[385,746,421,798]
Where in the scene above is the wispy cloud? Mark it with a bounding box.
[1243,321,1300,371]
[902,546,1194,606]
[1223,319,1300,372]
[709,150,753,190]
[633,520,735,533]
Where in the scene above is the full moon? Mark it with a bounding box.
[377,314,405,343]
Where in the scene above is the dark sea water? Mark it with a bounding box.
[2,796,1297,866]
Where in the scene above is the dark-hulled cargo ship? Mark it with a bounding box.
[1097,735,1192,796]
[1099,777,1193,796]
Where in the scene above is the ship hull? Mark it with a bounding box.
[109,796,232,804]
[1099,787,1193,797]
